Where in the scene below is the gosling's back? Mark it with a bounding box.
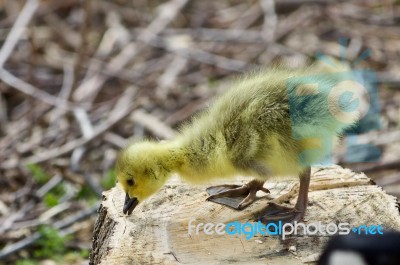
[177,66,357,180]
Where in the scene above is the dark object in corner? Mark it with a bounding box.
[318,232,400,265]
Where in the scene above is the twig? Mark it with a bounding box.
[42,13,81,49]
[104,132,128,148]
[148,35,254,72]
[274,0,335,8]
[0,200,9,216]
[274,5,322,41]
[0,69,75,111]
[377,72,400,86]
[10,204,71,231]
[259,0,277,43]
[70,11,129,104]
[70,147,103,197]
[337,130,400,163]
[72,0,189,103]
[0,203,34,235]
[157,55,188,99]
[353,159,400,174]
[141,28,265,43]
[44,37,171,84]
[73,108,95,139]
[36,174,63,198]
[131,109,176,140]
[46,63,75,127]
[38,202,72,223]
[375,173,400,187]
[0,92,7,130]
[18,98,136,166]
[0,204,99,260]
[109,86,137,119]
[231,3,262,29]
[136,0,189,44]
[349,130,400,147]
[164,97,209,126]
[1,174,63,233]
[0,0,39,69]
[72,0,92,91]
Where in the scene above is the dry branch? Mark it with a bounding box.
[21,94,136,166]
[0,0,39,69]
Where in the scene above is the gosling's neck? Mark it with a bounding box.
[155,140,186,176]
[159,139,209,183]
[167,137,237,184]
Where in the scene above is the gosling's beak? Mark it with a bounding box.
[123,193,139,215]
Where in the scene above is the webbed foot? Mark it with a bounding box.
[258,166,311,224]
[257,202,304,224]
[206,179,269,210]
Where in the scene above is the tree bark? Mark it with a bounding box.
[90,166,400,265]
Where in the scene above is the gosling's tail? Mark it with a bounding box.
[287,62,363,164]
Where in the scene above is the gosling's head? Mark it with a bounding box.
[116,141,172,214]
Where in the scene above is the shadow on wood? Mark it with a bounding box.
[90,166,400,265]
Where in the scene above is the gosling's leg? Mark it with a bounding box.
[258,166,311,224]
[206,179,270,210]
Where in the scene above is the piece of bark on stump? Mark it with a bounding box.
[89,166,400,265]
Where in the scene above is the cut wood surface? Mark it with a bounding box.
[90,166,400,265]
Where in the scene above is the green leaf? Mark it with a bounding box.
[34,226,70,258]
[16,260,40,265]
[26,164,50,184]
[101,168,116,190]
[44,193,59,208]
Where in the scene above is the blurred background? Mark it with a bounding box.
[0,0,399,264]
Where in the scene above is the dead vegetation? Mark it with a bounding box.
[0,0,399,264]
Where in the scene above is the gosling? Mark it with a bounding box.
[116,63,359,223]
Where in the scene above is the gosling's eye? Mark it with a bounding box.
[127,179,134,186]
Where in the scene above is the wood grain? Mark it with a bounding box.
[90,166,400,265]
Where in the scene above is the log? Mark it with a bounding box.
[89,166,400,265]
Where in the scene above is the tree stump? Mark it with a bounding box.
[90,166,400,265]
